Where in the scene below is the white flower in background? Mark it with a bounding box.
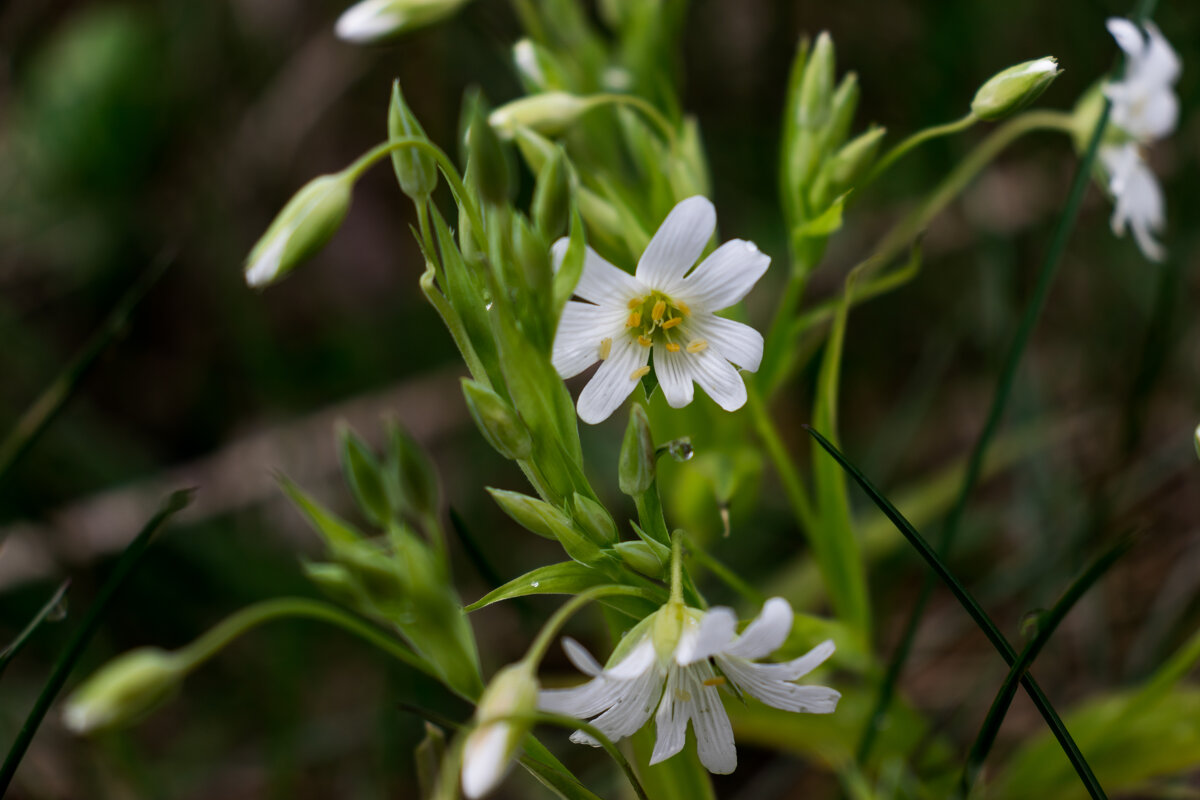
[538,597,838,774]
[1104,18,1180,143]
[1100,142,1166,262]
[552,196,770,424]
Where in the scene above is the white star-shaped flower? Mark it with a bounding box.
[551,196,770,424]
[1104,17,1180,144]
[538,597,839,774]
[1101,142,1166,262]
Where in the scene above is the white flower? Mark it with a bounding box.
[1100,142,1165,262]
[538,597,838,774]
[1104,18,1180,143]
[551,196,770,424]
[461,663,538,798]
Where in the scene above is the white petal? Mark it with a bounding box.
[688,347,748,412]
[552,239,645,307]
[576,335,649,424]
[688,664,737,774]
[676,607,737,665]
[724,597,793,660]
[575,655,664,744]
[461,721,513,798]
[677,239,770,312]
[649,665,689,765]
[636,196,715,293]
[1107,17,1145,59]
[552,301,628,379]
[606,638,658,679]
[1132,218,1166,262]
[718,655,840,714]
[1142,22,1181,85]
[539,639,656,719]
[1135,90,1179,141]
[563,637,603,677]
[654,345,694,408]
[752,639,837,681]
[687,314,764,372]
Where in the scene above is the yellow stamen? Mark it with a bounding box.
[598,338,612,360]
[651,300,667,321]
[628,297,643,310]
[665,342,681,353]
[629,365,650,380]
[661,317,682,330]
[637,335,653,347]
[676,301,691,316]
[702,676,727,688]
[626,311,642,328]
[687,340,708,354]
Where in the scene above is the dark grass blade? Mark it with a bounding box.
[859,0,1159,764]
[805,427,1107,800]
[0,490,192,794]
[0,254,172,484]
[0,580,71,680]
[961,535,1135,794]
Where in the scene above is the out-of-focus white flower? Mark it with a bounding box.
[461,663,538,798]
[1104,17,1180,143]
[551,196,770,424]
[538,598,838,774]
[335,0,469,44]
[1100,142,1165,262]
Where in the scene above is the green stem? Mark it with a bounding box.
[684,534,766,605]
[419,267,489,384]
[746,381,817,535]
[669,531,685,606]
[0,581,70,679]
[865,112,978,186]
[591,93,677,146]
[523,586,654,667]
[519,712,651,800]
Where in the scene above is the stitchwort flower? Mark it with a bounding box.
[552,196,770,424]
[1100,142,1166,262]
[538,597,838,774]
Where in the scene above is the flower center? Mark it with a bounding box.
[617,291,703,354]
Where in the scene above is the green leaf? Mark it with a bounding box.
[279,475,364,547]
[551,204,587,319]
[465,562,609,611]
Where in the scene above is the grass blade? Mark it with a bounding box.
[0,581,71,679]
[0,490,192,794]
[805,426,1108,800]
[961,535,1135,794]
[0,255,172,483]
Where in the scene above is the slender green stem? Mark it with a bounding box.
[0,581,70,679]
[524,586,654,667]
[419,266,489,383]
[960,536,1134,796]
[0,491,191,795]
[684,533,767,605]
[865,112,978,186]
[517,712,651,800]
[669,531,685,606]
[746,381,817,535]
[592,93,678,146]
[174,597,439,685]
[806,428,1108,799]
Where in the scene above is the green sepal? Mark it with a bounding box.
[618,404,656,496]
[388,80,437,200]
[338,424,393,527]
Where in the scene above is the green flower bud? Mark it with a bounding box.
[512,39,569,93]
[809,124,887,207]
[468,100,511,205]
[614,540,664,578]
[461,662,538,799]
[338,425,393,527]
[571,492,617,544]
[335,0,470,44]
[245,171,354,288]
[389,81,438,200]
[618,404,655,496]
[532,147,570,239]
[798,32,835,131]
[488,92,596,140]
[488,489,606,566]
[63,648,184,734]
[387,423,439,518]
[971,57,1060,121]
[462,379,532,460]
[302,561,365,608]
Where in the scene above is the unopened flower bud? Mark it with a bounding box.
[462,380,532,460]
[389,81,438,200]
[826,125,886,195]
[488,92,596,139]
[468,101,511,205]
[512,39,569,93]
[388,423,440,517]
[614,540,664,577]
[245,171,354,288]
[618,404,656,496]
[335,0,470,44]
[971,57,1060,121]
[532,148,570,239]
[571,493,617,544]
[63,648,184,734]
[461,662,538,798]
[488,489,606,566]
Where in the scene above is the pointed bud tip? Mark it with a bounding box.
[971,57,1061,121]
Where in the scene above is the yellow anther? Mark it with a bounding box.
[629,365,650,380]
[628,297,643,310]
[676,301,691,316]
[665,342,681,353]
[651,300,667,321]
[637,335,653,347]
[686,340,708,354]
[598,337,612,360]
[661,317,682,330]
[702,676,727,688]
[625,311,642,328]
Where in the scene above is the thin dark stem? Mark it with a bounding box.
[806,427,1108,800]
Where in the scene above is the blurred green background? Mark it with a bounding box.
[1,1,1198,797]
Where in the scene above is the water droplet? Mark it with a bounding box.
[485,301,494,311]
[530,581,540,588]
[666,437,694,462]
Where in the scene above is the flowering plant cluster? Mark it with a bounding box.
[59,3,1193,800]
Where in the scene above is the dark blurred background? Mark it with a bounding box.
[1,1,1198,797]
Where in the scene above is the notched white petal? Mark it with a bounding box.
[677,607,737,665]
[654,346,695,409]
[724,597,793,660]
[576,333,649,424]
[678,239,770,312]
[688,314,764,372]
[689,348,749,413]
[563,637,603,677]
[636,196,716,292]
[552,238,646,306]
[552,302,628,379]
